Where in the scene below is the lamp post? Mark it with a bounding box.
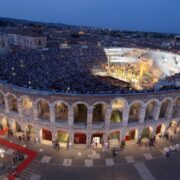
[0,149,5,167]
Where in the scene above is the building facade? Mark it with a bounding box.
[0,82,179,148]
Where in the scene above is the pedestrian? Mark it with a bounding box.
[22,134,25,141]
[18,136,22,142]
[112,148,117,157]
[56,143,60,151]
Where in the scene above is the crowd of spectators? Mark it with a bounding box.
[0,45,133,94]
[0,45,179,94]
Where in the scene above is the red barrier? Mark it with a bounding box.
[0,138,37,180]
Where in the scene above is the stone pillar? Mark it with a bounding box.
[154,104,161,121]
[4,97,9,114]
[139,106,146,123]
[137,127,143,140]
[50,105,55,123]
[32,102,38,121]
[69,131,74,146]
[17,100,23,118]
[105,106,112,130]
[166,102,174,120]
[122,105,130,126]
[51,130,57,142]
[120,128,127,141]
[87,106,93,130]
[68,106,74,127]
[86,133,91,147]
[103,132,108,149]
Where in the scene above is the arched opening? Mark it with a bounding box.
[57,130,69,147]
[12,121,23,136]
[111,99,124,125]
[7,94,18,113]
[141,126,153,139]
[21,96,33,117]
[92,103,106,123]
[41,128,52,141]
[37,100,50,121]
[0,117,9,135]
[125,129,138,144]
[74,133,86,144]
[159,99,172,119]
[74,103,87,124]
[145,101,158,121]
[155,124,166,140]
[55,103,68,122]
[26,124,37,141]
[111,110,122,123]
[91,133,103,148]
[172,97,180,118]
[167,121,177,136]
[0,92,5,109]
[108,131,120,148]
[128,102,142,123]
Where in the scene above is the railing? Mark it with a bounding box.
[92,122,105,130]
[73,122,87,129]
[0,80,179,97]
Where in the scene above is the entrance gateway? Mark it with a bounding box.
[91,133,103,148]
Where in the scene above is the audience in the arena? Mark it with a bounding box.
[0,46,179,94]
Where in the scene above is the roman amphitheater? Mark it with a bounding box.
[0,47,179,148]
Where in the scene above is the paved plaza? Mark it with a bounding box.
[1,134,180,180]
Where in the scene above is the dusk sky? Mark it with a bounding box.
[0,0,180,34]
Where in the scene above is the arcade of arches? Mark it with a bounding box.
[0,92,178,147]
[0,115,180,147]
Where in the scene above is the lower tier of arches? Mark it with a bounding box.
[0,114,179,148]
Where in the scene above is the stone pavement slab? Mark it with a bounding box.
[41,155,51,163]
[134,162,155,180]
[125,156,135,163]
[105,158,114,166]
[143,153,153,160]
[29,174,41,180]
[85,159,93,167]
[63,159,72,167]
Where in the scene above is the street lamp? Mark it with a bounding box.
[0,149,5,167]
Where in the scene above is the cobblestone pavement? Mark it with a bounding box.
[2,134,180,180]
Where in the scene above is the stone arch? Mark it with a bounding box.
[6,93,18,113]
[141,126,153,139]
[108,130,120,148]
[91,132,104,147]
[19,96,33,117]
[92,102,107,123]
[12,121,22,134]
[40,128,52,141]
[74,132,86,144]
[145,99,159,121]
[159,97,173,119]
[0,116,9,132]
[167,120,177,138]
[73,102,88,124]
[110,110,122,123]
[26,124,37,140]
[57,130,69,147]
[172,96,180,118]
[125,129,138,144]
[155,124,166,138]
[111,98,126,123]
[128,100,144,123]
[54,101,68,122]
[37,99,50,121]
